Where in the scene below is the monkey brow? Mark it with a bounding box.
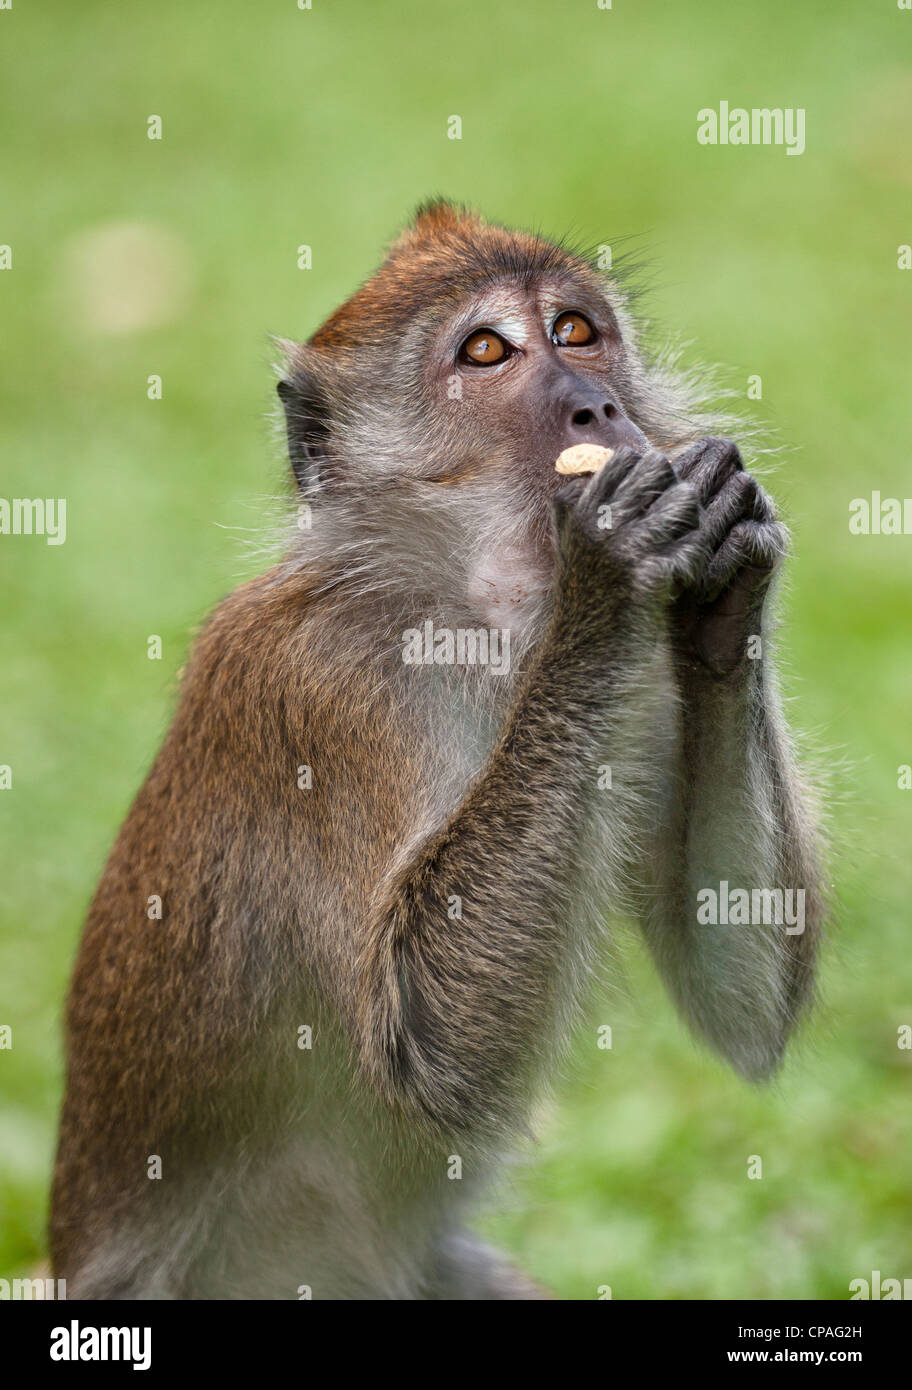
[447,286,536,335]
[445,278,609,340]
[310,241,607,352]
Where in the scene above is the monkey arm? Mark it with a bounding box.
[637,637,824,1081]
[356,624,656,1141]
[355,451,704,1141]
[628,437,825,1079]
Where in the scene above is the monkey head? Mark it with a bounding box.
[277,202,702,629]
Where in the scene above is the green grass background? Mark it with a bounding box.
[1,0,910,1298]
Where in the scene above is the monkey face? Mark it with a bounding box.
[278,206,655,506]
[425,279,649,497]
[276,204,689,622]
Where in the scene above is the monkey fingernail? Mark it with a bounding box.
[554,444,615,476]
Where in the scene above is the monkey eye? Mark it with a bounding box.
[551,311,597,347]
[458,328,511,366]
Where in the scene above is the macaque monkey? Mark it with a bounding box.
[51,201,824,1299]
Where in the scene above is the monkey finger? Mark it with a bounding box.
[553,475,590,512]
[639,530,709,595]
[580,445,642,504]
[749,481,776,524]
[700,520,788,597]
[634,480,701,549]
[701,471,763,546]
[673,437,744,499]
[609,450,677,523]
[554,456,635,546]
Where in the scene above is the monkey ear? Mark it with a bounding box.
[276,341,333,492]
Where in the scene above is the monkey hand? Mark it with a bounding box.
[552,447,705,644]
[668,437,788,678]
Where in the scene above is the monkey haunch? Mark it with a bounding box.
[51,201,824,1300]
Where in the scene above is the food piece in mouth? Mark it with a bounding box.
[554,444,615,476]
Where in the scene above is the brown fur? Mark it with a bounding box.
[51,202,823,1299]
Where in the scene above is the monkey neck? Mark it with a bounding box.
[283,483,555,663]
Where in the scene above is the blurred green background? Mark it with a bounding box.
[1,0,910,1299]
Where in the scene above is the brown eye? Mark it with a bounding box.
[459,329,509,366]
[552,311,596,347]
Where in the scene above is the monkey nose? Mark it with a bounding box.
[565,397,648,454]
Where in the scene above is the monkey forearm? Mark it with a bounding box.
[357,618,661,1138]
[642,647,823,1078]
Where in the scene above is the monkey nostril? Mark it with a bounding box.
[571,408,595,427]
[603,403,617,420]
